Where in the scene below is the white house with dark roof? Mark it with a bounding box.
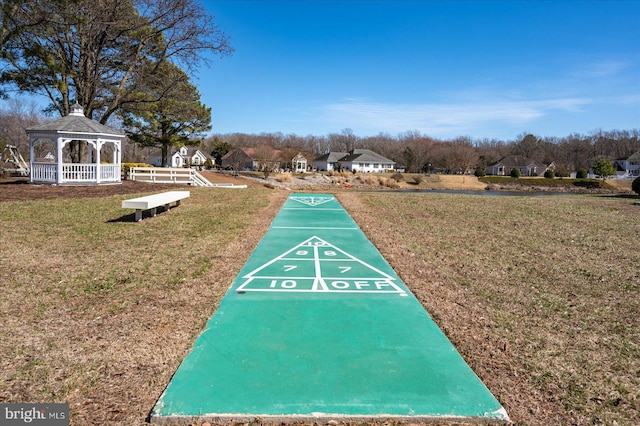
[149,146,213,168]
[612,152,640,178]
[314,149,395,172]
[313,152,348,171]
[485,155,551,177]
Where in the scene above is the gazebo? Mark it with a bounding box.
[26,103,124,185]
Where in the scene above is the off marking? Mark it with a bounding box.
[236,236,407,295]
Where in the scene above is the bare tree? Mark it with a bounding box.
[253,144,278,178]
[1,0,232,122]
[0,98,44,156]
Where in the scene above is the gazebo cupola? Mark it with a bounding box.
[26,103,125,185]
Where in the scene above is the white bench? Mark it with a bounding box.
[122,191,190,222]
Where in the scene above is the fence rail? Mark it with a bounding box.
[129,167,246,188]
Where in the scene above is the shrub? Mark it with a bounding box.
[592,158,616,182]
[474,167,486,177]
[380,177,399,189]
[391,172,404,182]
[413,174,424,184]
[576,169,588,179]
[510,168,521,178]
[632,176,640,196]
[573,180,602,189]
[357,174,377,185]
[544,169,555,179]
[275,173,292,183]
[122,162,152,171]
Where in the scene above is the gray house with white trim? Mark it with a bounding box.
[314,149,395,173]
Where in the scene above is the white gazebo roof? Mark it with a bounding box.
[26,103,124,139]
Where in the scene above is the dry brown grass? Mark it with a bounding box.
[338,191,640,426]
[417,174,486,190]
[606,178,633,192]
[274,173,292,183]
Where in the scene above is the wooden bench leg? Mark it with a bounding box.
[135,209,142,222]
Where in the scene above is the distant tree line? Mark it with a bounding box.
[3,97,638,176]
[195,128,639,176]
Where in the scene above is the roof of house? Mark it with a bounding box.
[626,152,640,162]
[187,147,210,158]
[221,147,283,161]
[292,152,308,161]
[314,150,394,164]
[339,149,395,164]
[26,103,124,137]
[493,155,535,167]
[171,147,210,159]
[314,152,349,162]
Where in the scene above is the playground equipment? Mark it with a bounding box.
[0,145,29,176]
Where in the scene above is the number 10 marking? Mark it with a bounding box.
[270,279,297,288]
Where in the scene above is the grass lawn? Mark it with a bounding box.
[0,186,288,425]
[1,186,638,425]
[340,191,639,426]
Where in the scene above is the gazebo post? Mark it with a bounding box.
[96,140,101,183]
[57,136,64,184]
[29,137,35,184]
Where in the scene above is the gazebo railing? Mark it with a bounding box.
[31,163,57,183]
[99,164,119,181]
[63,163,96,182]
[31,162,120,184]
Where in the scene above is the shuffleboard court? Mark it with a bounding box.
[151,193,509,424]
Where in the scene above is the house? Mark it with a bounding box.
[221,146,283,171]
[313,149,395,173]
[221,148,255,171]
[149,146,213,168]
[486,155,551,177]
[612,152,640,178]
[290,153,308,173]
[313,152,348,172]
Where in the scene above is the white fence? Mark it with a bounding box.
[128,167,246,188]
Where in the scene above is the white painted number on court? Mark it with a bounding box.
[236,236,407,296]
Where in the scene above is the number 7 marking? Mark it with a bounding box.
[339,266,351,273]
[284,265,297,272]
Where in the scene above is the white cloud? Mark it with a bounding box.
[318,97,591,136]
[572,60,628,78]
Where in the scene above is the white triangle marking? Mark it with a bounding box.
[290,196,335,207]
[236,236,407,295]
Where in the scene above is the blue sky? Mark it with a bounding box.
[199,0,640,140]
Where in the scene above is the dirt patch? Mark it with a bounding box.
[0,173,259,202]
